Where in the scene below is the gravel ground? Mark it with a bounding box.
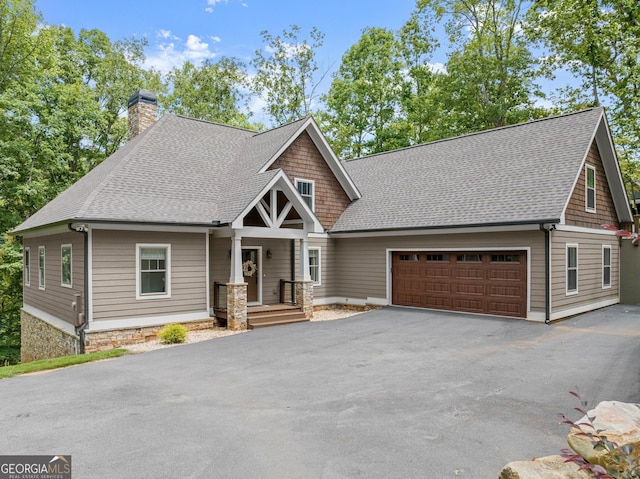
[126,308,364,353]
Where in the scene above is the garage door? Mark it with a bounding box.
[392,251,527,318]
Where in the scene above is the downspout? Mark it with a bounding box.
[539,224,551,324]
[68,224,89,352]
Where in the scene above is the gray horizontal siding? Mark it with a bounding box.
[23,232,85,325]
[551,230,619,312]
[334,231,546,313]
[91,230,207,321]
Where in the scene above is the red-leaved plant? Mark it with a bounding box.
[558,391,638,479]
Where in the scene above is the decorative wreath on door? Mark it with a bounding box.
[242,260,257,277]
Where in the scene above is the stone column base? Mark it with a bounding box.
[295,280,314,320]
[226,282,248,330]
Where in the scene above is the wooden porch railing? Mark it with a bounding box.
[213,282,227,311]
[279,279,297,305]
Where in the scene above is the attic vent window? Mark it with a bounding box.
[296,179,315,211]
[586,165,596,212]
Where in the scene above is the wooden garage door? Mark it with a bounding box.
[392,251,527,318]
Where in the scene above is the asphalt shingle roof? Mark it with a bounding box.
[13,115,304,232]
[331,108,605,232]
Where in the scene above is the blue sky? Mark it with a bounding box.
[38,0,422,76]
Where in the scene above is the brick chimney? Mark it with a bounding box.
[127,90,158,140]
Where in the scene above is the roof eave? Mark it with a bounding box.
[329,219,562,236]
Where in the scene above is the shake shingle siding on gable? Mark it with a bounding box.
[268,131,351,230]
[333,109,606,233]
[564,142,619,228]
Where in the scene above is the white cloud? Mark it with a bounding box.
[144,34,217,74]
[209,35,222,43]
[428,62,447,74]
[205,0,248,13]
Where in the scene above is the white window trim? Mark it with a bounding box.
[136,243,171,300]
[295,178,315,212]
[566,244,578,296]
[38,246,45,291]
[24,247,30,287]
[308,247,321,286]
[61,244,72,288]
[585,164,596,213]
[602,245,612,289]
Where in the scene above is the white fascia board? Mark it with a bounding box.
[231,170,323,233]
[595,116,634,223]
[304,119,361,200]
[554,224,617,236]
[258,117,361,201]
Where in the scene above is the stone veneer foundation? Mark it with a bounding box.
[295,280,314,319]
[21,310,80,363]
[83,319,214,353]
[226,283,248,330]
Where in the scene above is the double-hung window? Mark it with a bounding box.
[296,179,315,211]
[602,245,611,289]
[61,244,72,288]
[38,246,45,290]
[566,244,578,295]
[586,165,596,212]
[137,244,171,299]
[24,248,30,286]
[308,247,321,286]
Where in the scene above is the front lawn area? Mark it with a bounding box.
[0,349,129,379]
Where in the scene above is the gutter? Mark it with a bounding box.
[68,223,89,352]
[539,223,552,325]
[330,219,562,236]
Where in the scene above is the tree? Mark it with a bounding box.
[397,9,443,145]
[251,25,326,125]
[0,0,42,94]
[321,27,406,159]
[418,0,547,135]
[527,0,640,186]
[0,7,162,364]
[162,57,255,129]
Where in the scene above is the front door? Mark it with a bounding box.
[242,248,260,304]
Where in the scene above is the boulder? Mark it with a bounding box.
[567,400,640,475]
[499,455,595,479]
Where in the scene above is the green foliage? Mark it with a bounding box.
[162,58,255,129]
[157,324,188,344]
[321,27,407,159]
[0,235,22,365]
[251,25,326,125]
[0,349,129,378]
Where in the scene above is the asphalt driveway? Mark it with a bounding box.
[2,305,639,478]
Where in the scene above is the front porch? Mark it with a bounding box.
[208,173,322,331]
[213,279,313,329]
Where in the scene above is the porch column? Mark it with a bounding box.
[296,237,313,319]
[229,233,243,284]
[227,232,247,330]
[298,238,311,281]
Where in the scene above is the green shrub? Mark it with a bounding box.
[157,324,188,344]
